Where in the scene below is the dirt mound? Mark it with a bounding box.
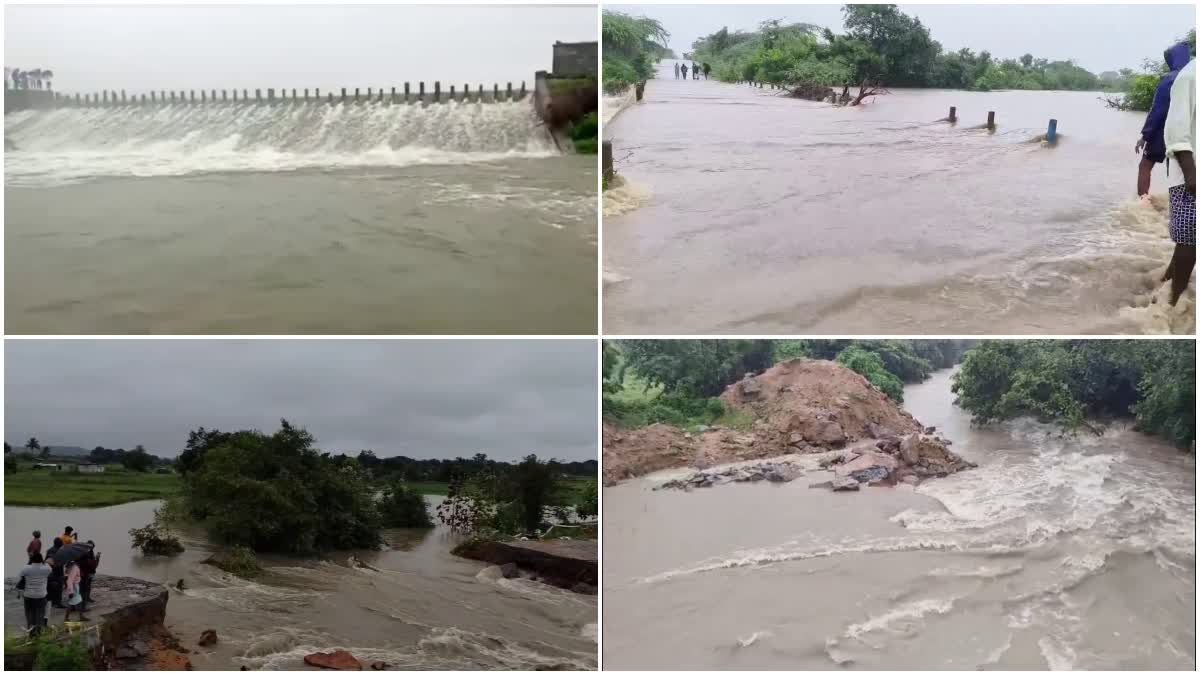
[604,359,973,486]
[720,359,923,452]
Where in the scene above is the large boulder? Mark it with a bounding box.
[833,451,898,486]
[899,434,922,464]
[304,650,363,671]
[198,629,217,647]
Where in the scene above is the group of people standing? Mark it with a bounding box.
[17,526,102,636]
[674,61,711,80]
[1135,41,1196,306]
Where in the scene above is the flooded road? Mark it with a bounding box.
[602,368,1195,670]
[5,101,596,334]
[604,62,1193,334]
[6,498,597,670]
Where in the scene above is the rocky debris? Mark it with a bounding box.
[604,360,974,489]
[656,461,804,491]
[175,578,186,591]
[370,662,389,671]
[198,629,218,647]
[305,649,363,670]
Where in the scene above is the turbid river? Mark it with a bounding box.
[603,368,1196,670]
[5,100,596,334]
[5,497,597,670]
[604,61,1194,335]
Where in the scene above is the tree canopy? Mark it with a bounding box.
[603,10,672,93]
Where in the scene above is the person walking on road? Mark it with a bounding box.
[703,63,712,80]
[680,63,688,80]
[1164,57,1196,305]
[674,62,680,79]
[692,62,700,80]
[1137,43,1192,199]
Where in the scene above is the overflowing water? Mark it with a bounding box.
[5,497,597,670]
[603,369,1195,670]
[603,62,1194,334]
[5,101,596,333]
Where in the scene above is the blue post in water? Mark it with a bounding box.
[1046,119,1058,143]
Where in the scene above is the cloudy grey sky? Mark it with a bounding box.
[612,4,1195,73]
[4,4,597,92]
[5,340,597,462]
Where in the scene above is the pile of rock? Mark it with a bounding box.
[815,431,974,492]
[656,460,804,491]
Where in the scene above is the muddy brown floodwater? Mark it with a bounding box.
[6,497,597,670]
[603,368,1195,670]
[604,61,1194,335]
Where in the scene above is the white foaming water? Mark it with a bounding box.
[842,596,958,641]
[5,101,558,185]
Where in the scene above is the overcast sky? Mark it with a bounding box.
[4,4,597,92]
[5,340,597,462]
[612,4,1195,73]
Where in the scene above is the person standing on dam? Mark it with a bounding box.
[1164,57,1195,305]
[675,62,680,79]
[1136,43,1192,198]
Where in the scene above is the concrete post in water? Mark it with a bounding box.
[506,82,512,101]
[602,140,613,183]
[390,86,396,103]
[450,84,455,101]
[478,84,483,102]
[232,89,238,102]
[188,90,194,103]
[986,111,995,130]
[434,81,440,103]
[170,91,176,103]
[292,88,297,101]
[102,90,109,105]
[378,89,384,103]
[200,90,206,103]
[255,89,261,103]
[243,89,248,101]
[140,93,146,105]
[267,88,275,103]
[354,87,360,102]
[367,87,372,100]
[948,106,956,123]
[405,82,411,103]
[419,82,425,102]
[149,91,155,104]
[494,83,499,101]
[341,87,347,102]
[464,83,469,101]
[520,81,526,99]
[315,88,320,100]
[304,88,309,101]
[121,90,127,104]
[328,92,334,104]
[1046,119,1057,143]
[211,89,216,103]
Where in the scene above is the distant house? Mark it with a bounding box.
[32,463,62,471]
[76,463,105,473]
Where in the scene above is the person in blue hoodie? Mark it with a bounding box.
[1136,43,1192,198]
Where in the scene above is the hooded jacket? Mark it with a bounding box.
[1142,43,1193,153]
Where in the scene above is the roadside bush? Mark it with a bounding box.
[129,523,184,556]
[207,545,261,579]
[378,481,433,528]
[32,636,90,670]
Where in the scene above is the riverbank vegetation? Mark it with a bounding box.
[604,339,975,429]
[1104,29,1196,111]
[952,341,1195,449]
[602,10,671,94]
[5,629,91,671]
[689,4,1186,100]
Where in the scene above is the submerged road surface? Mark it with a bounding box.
[603,62,1193,335]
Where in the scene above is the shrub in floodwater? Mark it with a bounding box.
[32,636,91,670]
[378,481,433,528]
[129,523,185,556]
[207,545,262,579]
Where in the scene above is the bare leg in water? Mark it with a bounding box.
[1167,244,1195,305]
[1137,156,1155,197]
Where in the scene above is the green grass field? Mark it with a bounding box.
[4,464,180,508]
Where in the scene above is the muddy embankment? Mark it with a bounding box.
[5,574,191,671]
[603,359,973,490]
[453,539,597,595]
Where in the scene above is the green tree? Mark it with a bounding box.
[836,346,905,402]
[121,445,154,472]
[25,437,40,452]
[378,480,433,528]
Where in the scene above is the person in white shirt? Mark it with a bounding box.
[1163,57,1195,305]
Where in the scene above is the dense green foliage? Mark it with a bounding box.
[605,339,974,427]
[207,545,262,579]
[836,346,905,402]
[129,521,185,556]
[179,420,384,553]
[569,112,598,154]
[31,636,90,671]
[603,10,671,94]
[378,480,434,528]
[691,4,1178,95]
[436,455,587,537]
[952,341,1195,448]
